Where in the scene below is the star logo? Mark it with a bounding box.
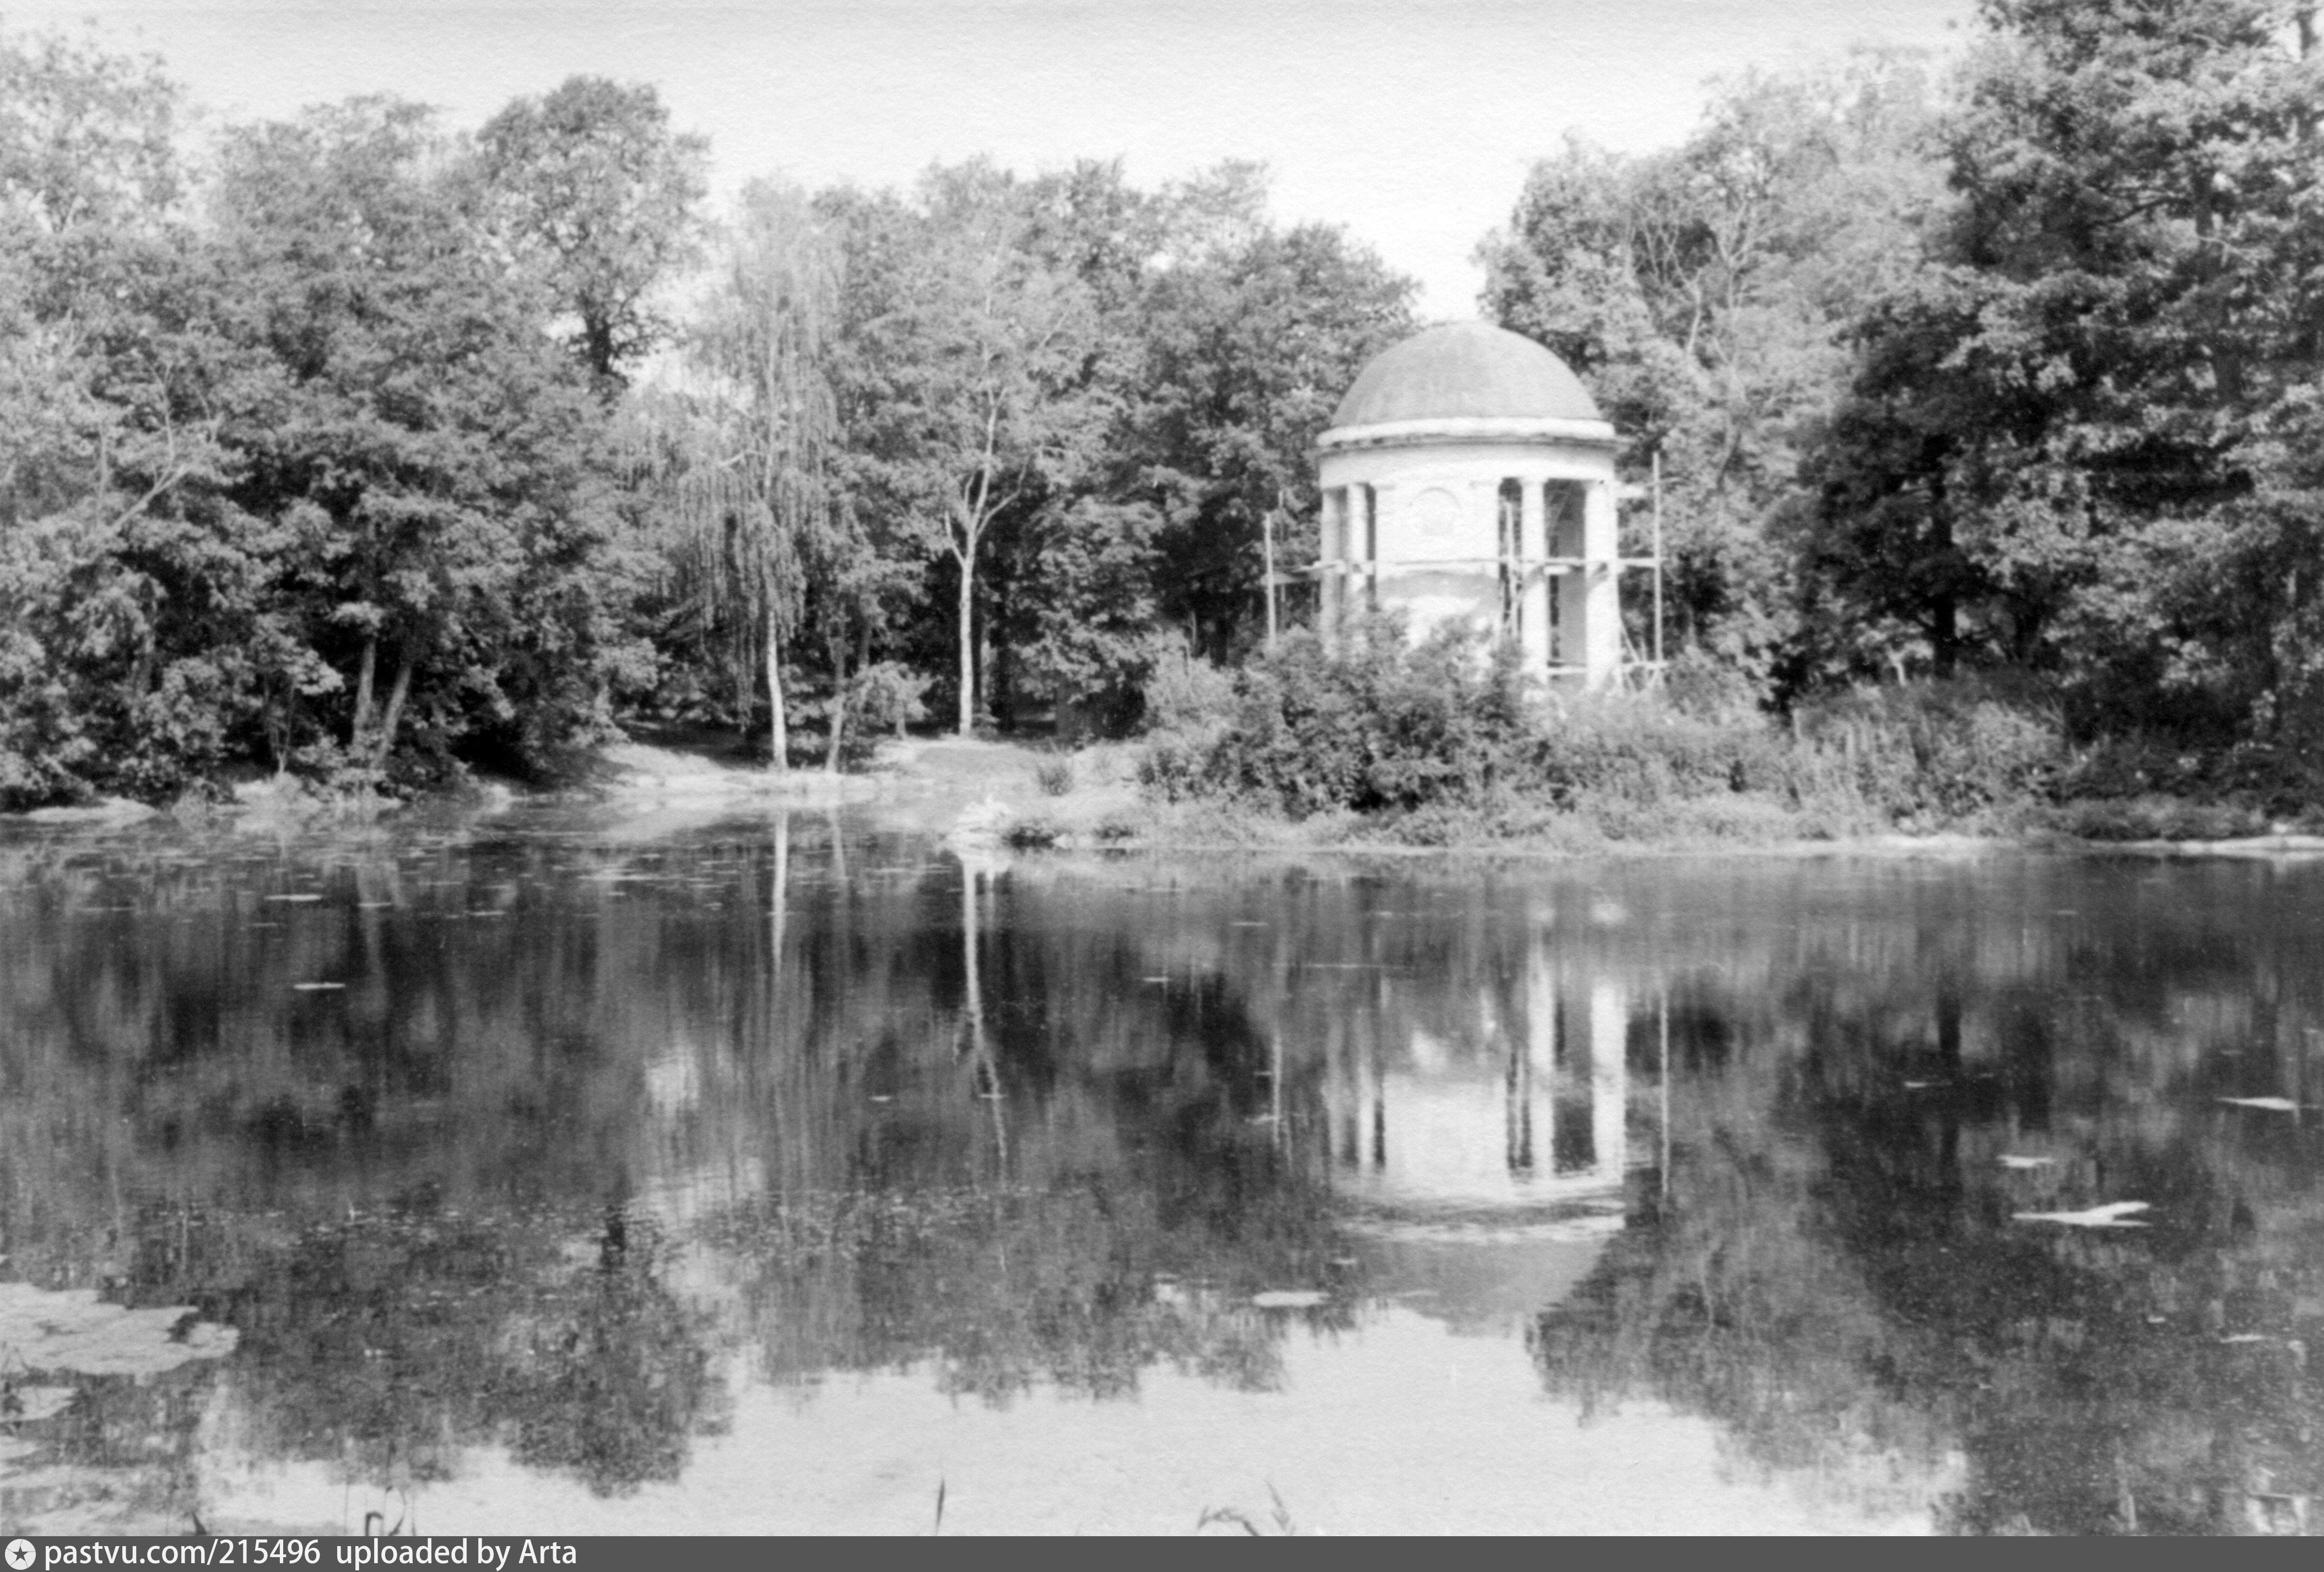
[6,1538,35,1571]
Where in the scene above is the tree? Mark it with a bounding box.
[840,163,1105,737]
[1797,0,2324,719]
[476,77,709,387]
[0,224,293,804]
[663,180,845,772]
[1480,51,1944,692]
[1131,183,1414,664]
[0,21,285,806]
[0,21,182,237]
[212,97,631,784]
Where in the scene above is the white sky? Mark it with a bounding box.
[10,0,1974,317]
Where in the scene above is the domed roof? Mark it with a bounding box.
[1327,321,1604,429]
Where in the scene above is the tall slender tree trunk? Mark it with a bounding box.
[824,627,850,774]
[350,636,377,749]
[956,542,976,738]
[1927,467,1958,678]
[765,606,788,774]
[371,650,414,770]
[1930,596,1959,677]
[733,628,754,746]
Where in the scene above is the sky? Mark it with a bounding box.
[9,0,1976,318]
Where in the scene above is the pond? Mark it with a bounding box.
[3,807,2322,1535]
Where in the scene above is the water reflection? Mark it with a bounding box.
[3,820,2324,1531]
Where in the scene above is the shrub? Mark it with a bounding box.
[852,662,932,739]
[1001,815,1063,850]
[1526,692,1782,810]
[1035,757,1075,797]
[1136,730,1214,803]
[2039,795,2271,842]
[1136,634,2091,839]
[1790,677,2066,821]
[1199,619,1533,817]
[1136,635,1240,802]
[1663,646,1770,723]
[1140,636,1237,734]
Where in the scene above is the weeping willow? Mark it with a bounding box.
[645,180,841,772]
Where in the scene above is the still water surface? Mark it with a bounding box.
[4,808,2323,1534]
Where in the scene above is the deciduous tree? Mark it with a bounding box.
[477,76,709,387]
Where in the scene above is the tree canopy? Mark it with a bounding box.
[9,7,2324,807]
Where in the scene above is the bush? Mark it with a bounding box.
[853,662,932,739]
[1789,677,2066,822]
[1135,635,1240,802]
[1150,620,1799,825]
[1527,692,1782,810]
[1001,815,1064,850]
[1132,632,2097,841]
[2037,795,2271,842]
[1197,619,1534,817]
[1139,636,1237,734]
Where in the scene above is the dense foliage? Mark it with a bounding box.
[9,3,2324,816]
[1142,626,2089,844]
[0,28,1412,807]
[0,48,652,804]
[1483,1,2324,767]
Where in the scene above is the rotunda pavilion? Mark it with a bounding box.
[1307,321,1649,689]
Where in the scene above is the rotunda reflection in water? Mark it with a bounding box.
[1310,949,1651,1335]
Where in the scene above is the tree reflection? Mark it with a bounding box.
[9,836,2324,1530]
[1528,873,2324,1535]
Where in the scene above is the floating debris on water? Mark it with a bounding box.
[1998,1156,2056,1169]
[291,982,345,991]
[2217,1096,2305,1112]
[1250,1291,1328,1309]
[2012,1201,2151,1228]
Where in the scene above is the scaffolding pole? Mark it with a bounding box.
[1262,507,1279,654]
[1651,448,1666,681]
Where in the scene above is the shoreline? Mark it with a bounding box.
[10,730,2324,864]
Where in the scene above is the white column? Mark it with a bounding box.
[1369,482,1395,626]
[1321,488,1345,652]
[1520,475,1551,669]
[1469,477,1500,639]
[1552,483,1585,676]
[1590,980,1626,1182]
[1527,940,1556,1075]
[1526,940,1556,1174]
[1582,478,1622,689]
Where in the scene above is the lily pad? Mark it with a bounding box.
[0,1282,238,1378]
